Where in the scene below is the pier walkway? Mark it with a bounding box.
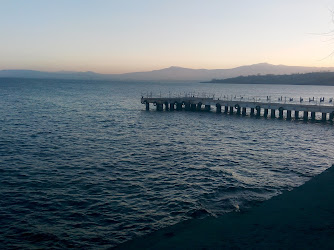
[141,96,334,121]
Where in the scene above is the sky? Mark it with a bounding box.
[1,0,334,74]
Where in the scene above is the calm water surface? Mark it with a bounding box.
[1,78,334,248]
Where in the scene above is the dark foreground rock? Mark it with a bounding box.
[116,164,334,249]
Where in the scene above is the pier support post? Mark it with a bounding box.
[229,106,234,114]
[191,104,196,111]
[236,107,241,115]
[224,106,228,113]
[311,112,316,120]
[256,106,261,117]
[145,102,149,111]
[322,113,327,121]
[197,103,202,111]
[303,111,308,120]
[271,109,276,118]
[164,102,169,111]
[279,108,284,119]
[250,108,255,116]
[216,104,221,113]
[185,103,191,111]
[176,103,182,111]
[170,103,175,111]
[295,110,299,119]
[264,109,268,118]
[287,110,292,120]
[242,107,247,116]
[205,105,211,111]
[330,112,334,120]
[156,103,163,111]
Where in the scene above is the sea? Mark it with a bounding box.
[1,78,334,249]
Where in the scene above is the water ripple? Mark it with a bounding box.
[0,79,334,248]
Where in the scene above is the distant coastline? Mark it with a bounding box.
[203,72,334,86]
[1,63,334,82]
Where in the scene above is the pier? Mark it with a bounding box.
[141,96,334,121]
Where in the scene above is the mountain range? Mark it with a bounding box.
[1,63,334,81]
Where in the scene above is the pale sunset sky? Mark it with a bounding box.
[1,0,334,73]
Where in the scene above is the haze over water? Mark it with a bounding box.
[1,78,334,248]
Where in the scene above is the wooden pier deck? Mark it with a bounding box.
[141,97,334,121]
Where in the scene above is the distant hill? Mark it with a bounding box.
[206,72,334,86]
[1,63,334,81]
[0,70,104,80]
[101,63,334,81]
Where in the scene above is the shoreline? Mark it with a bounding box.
[116,164,334,249]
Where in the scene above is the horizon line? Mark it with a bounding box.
[2,62,334,75]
